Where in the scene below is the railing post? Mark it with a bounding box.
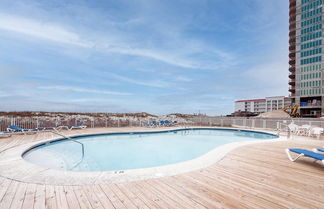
[36,117,39,129]
[263,120,266,129]
[252,119,255,129]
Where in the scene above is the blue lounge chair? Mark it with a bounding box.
[285,148,324,165]
[159,120,165,126]
[143,122,152,127]
[163,120,171,126]
[0,131,12,138]
[7,125,37,134]
[151,121,159,127]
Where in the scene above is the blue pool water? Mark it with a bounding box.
[23,129,277,172]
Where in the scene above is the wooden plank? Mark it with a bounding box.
[148,179,206,209]
[45,185,57,209]
[63,186,81,209]
[116,183,150,209]
[55,186,69,209]
[21,183,36,209]
[99,184,127,209]
[133,181,176,209]
[0,180,19,209]
[205,166,324,208]
[173,175,252,209]
[34,184,46,209]
[81,185,105,209]
[118,182,163,209]
[184,171,283,209]
[9,182,27,209]
[162,177,221,209]
[91,185,115,209]
[0,179,11,202]
[72,186,93,209]
[108,184,137,209]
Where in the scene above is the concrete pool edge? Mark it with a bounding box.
[0,127,285,185]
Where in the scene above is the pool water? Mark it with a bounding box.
[23,129,277,172]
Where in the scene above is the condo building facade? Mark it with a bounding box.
[234,96,291,114]
[289,0,324,117]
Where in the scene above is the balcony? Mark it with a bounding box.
[300,101,322,108]
[289,17,296,22]
[289,53,295,58]
[289,60,295,65]
[289,79,295,85]
[289,88,296,93]
[289,31,295,37]
[289,67,295,72]
[289,73,295,79]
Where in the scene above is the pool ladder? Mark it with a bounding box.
[49,131,85,170]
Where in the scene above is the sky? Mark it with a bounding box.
[0,0,289,115]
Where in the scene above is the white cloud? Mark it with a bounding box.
[106,72,172,88]
[38,85,131,96]
[0,13,92,47]
[0,12,235,70]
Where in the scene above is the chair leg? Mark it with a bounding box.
[285,149,304,162]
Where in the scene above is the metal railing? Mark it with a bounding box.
[188,116,324,131]
[49,130,85,170]
[2,115,324,133]
[0,116,155,131]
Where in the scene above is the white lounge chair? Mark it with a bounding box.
[69,121,87,130]
[309,127,324,138]
[298,124,312,136]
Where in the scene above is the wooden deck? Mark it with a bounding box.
[0,128,324,209]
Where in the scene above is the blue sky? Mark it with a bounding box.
[0,0,288,115]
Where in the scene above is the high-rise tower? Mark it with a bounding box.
[290,0,324,117]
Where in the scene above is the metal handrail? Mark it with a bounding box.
[49,131,85,170]
[277,122,291,139]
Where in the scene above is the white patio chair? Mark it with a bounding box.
[288,123,300,135]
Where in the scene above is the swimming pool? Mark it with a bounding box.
[23,128,278,172]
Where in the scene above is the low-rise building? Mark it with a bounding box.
[234,96,291,114]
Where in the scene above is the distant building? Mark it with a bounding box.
[289,0,324,117]
[234,96,291,114]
